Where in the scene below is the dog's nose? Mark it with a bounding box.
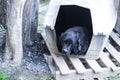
[62,49,68,54]
[62,51,67,54]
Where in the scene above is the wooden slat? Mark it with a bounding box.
[86,60,103,73]
[110,31,120,46]
[44,27,60,55]
[85,78,94,80]
[69,57,87,74]
[98,78,104,80]
[53,55,72,75]
[105,42,120,63]
[100,52,120,71]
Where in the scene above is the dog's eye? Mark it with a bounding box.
[65,40,72,45]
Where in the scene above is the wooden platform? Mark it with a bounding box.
[43,30,120,80]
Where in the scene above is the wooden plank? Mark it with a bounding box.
[86,59,103,73]
[44,27,60,55]
[85,78,94,80]
[110,31,120,46]
[98,78,104,80]
[53,55,72,75]
[105,42,120,63]
[100,52,120,71]
[69,57,87,74]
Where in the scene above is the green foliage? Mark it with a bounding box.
[44,0,50,5]
[38,15,44,24]
[40,0,50,6]
[39,74,54,80]
[39,76,46,80]
[105,74,120,80]
[0,70,7,80]
[0,30,5,32]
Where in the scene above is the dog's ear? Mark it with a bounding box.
[78,39,82,51]
[81,42,89,54]
[76,32,80,40]
[75,32,81,51]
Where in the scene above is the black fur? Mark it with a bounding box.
[58,26,90,55]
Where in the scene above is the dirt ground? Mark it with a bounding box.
[0,33,52,80]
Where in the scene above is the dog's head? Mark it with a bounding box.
[59,32,78,55]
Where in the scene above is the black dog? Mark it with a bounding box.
[58,26,91,55]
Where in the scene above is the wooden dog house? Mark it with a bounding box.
[41,0,117,59]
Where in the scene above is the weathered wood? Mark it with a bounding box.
[55,68,119,80]
[100,52,120,71]
[54,56,71,75]
[105,42,120,63]
[98,78,104,80]
[110,31,120,46]
[69,57,87,74]
[86,59,103,73]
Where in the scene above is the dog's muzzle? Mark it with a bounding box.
[62,48,71,55]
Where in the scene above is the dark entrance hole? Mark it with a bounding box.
[54,5,93,54]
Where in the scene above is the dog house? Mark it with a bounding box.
[41,0,117,59]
